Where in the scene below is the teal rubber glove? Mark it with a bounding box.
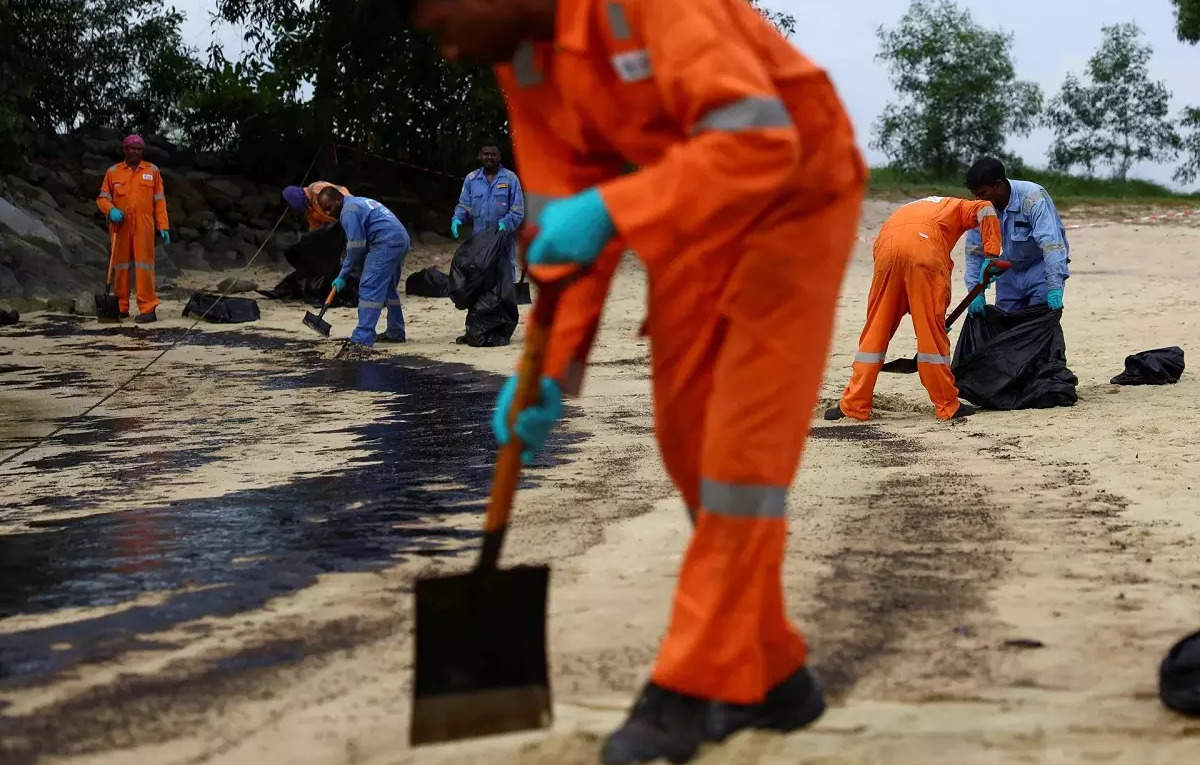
[160,230,170,245]
[1046,288,1064,310]
[979,258,1003,287]
[109,208,123,223]
[492,375,564,464]
[527,188,615,266]
[450,219,462,240]
[968,295,987,316]
[498,220,508,233]
[331,276,347,293]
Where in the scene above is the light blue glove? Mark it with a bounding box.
[331,276,347,293]
[160,230,170,245]
[1046,288,1064,310]
[979,258,1003,287]
[498,220,508,233]
[450,219,463,240]
[968,295,987,316]
[492,375,564,464]
[527,188,615,266]
[109,208,123,223]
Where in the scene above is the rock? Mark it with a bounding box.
[73,290,97,316]
[196,210,218,228]
[3,234,96,298]
[174,242,212,271]
[235,223,260,244]
[81,137,113,155]
[26,163,51,186]
[216,277,258,294]
[81,153,113,173]
[5,175,59,210]
[0,198,62,251]
[45,296,74,313]
[206,249,241,270]
[143,145,170,166]
[234,240,260,261]
[154,245,181,278]
[271,230,300,252]
[177,227,200,242]
[0,265,22,298]
[207,178,243,199]
[45,171,80,197]
[419,231,452,247]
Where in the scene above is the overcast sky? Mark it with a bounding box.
[177,0,1200,190]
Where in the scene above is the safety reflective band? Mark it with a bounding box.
[113,263,131,271]
[1043,242,1066,252]
[700,479,787,519]
[512,41,543,88]
[854,351,886,364]
[455,204,470,211]
[606,2,632,39]
[98,192,113,199]
[917,352,951,366]
[511,206,524,213]
[525,192,563,222]
[346,240,366,249]
[134,262,154,272]
[386,299,403,306]
[359,299,384,309]
[153,193,165,201]
[977,207,997,222]
[692,96,792,136]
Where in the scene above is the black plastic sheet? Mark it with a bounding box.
[182,292,261,323]
[449,231,518,347]
[1110,347,1185,386]
[406,267,450,298]
[951,305,1077,410]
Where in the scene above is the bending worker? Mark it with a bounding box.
[450,139,525,281]
[964,156,1069,313]
[415,1,866,763]
[96,134,170,324]
[282,181,352,231]
[825,196,1003,422]
[316,188,411,346]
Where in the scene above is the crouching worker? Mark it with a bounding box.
[316,187,411,346]
[826,196,1003,422]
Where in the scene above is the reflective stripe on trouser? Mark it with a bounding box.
[648,191,861,704]
[351,243,407,346]
[840,236,960,420]
[111,221,158,315]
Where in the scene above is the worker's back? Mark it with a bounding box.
[881,196,998,260]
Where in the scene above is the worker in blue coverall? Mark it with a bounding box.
[317,187,411,346]
[450,140,525,281]
[964,157,1070,313]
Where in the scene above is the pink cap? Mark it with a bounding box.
[122,134,145,148]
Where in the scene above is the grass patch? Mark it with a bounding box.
[869,166,1200,210]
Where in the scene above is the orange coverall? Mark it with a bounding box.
[97,162,169,315]
[303,181,351,230]
[839,197,1003,420]
[497,0,865,703]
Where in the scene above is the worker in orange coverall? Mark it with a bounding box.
[96,134,170,323]
[825,196,1004,422]
[413,1,866,762]
[282,181,352,231]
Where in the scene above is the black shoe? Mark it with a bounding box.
[375,333,406,343]
[823,405,846,421]
[601,683,708,764]
[118,312,130,319]
[134,310,157,324]
[705,667,826,742]
[951,402,977,419]
[455,334,468,345]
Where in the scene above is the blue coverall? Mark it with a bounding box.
[965,179,1070,310]
[336,196,411,346]
[452,166,525,280]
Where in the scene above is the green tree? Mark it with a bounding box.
[749,0,797,37]
[1175,107,1200,186]
[872,0,1042,177]
[1045,23,1179,180]
[1171,0,1200,43]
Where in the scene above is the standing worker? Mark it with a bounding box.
[316,187,411,347]
[282,181,352,231]
[414,1,866,763]
[450,139,525,281]
[964,157,1070,313]
[96,135,170,323]
[825,197,1003,422]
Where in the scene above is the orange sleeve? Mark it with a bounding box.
[599,0,800,263]
[153,168,169,231]
[970,201,1002,257]
[96,168,115,216]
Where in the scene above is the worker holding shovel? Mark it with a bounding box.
[414,0,865,762]
[825,196,1004,422]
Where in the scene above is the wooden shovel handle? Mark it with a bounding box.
[105,230,117,291]
[945,259,1011,329]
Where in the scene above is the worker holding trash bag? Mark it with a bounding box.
[450,139,525,282]
[415,0,865,762]
[316,187,411,347]
[825,196,1004,422]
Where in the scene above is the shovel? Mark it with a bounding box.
[410,269,573,746]
[880,259,1011,374]
[302,287,338,336]
[95,230,122,323]
[515,266,532,306]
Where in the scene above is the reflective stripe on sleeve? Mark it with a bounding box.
[917,353,951,366]
[346,240,367,249]
[700,479,787,519]
[692,96,792,135]
[153,193,165,201]
[512,42,543,87]
[977,207,997,222]
[854,351,886,364]
[606,2,632,39]
[98,192,113,199]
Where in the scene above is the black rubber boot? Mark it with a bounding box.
[134,310,157,324]
[823,405,846,421]
[601,683,708,765]
[118,311,130,319]
[951,402,977,419]
[705,667,826,742]
[375,333,406,343]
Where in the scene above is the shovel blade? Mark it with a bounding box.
[302,311,332,337]
[515,281,532,306]
[95,293,121,323]
[410,564,551,745]
[880,356,919,374]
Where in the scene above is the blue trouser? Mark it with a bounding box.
[996,258,1049,312]
[351,242,407,346]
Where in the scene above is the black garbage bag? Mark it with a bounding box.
[951,305,1078,410]
[260,272,359,307]
[1161,630,1200,716]
[406,267,451,298]
[258,223,359,307]
[449,230,518,347]
[0,308,18,326]
[1111,347,1185,386]
[182,292,261,323]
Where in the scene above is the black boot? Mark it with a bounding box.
[118,311,130,319]
[375,333,406,343]
[823,405,846,421]
[705,667,826,742]
[601,683,708,765]
[134,309,157,324]
[951,402,977,419]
